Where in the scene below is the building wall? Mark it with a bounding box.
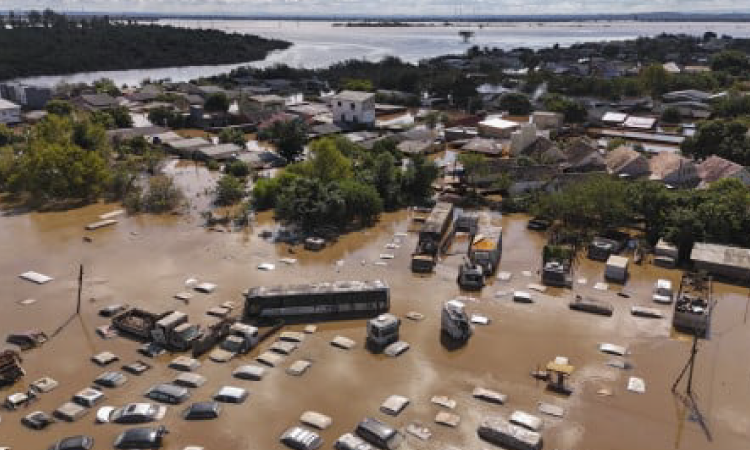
[0,105,21,124]
[332,98,375,125]
[532,112,563,130]
[510,124,538,156]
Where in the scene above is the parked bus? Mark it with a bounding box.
[243,280,390,324]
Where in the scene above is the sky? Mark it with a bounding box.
[4,0,747,16]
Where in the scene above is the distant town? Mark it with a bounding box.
[1,9,750,450]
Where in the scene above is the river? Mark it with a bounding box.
[14,20,750,87]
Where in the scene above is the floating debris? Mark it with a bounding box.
[471,315,490,325]
[384,341,410,357]
[257,263,276,271]
[577,278,588,285]
[385,243,399,250]
[405,311,424,321]
[606,359,631,370]
[434,411,461,427]
[374,261,388,267]
[99,209,125,220]
[279,258,297,265]
[521,270,533,277]
[631,306,664,319]
[431,395,457,409]
[594,282,609,291]
[497,271,512,281]
[473,387,507,405]
[599,343,628,356]
[379,254,395,260]
[303,325,317,334]
[19,271,53,285]
[627,377,646,394]
[330,336,356,350]
[406,422,432,440]
[194,282,217,294]
[185,278,198,287]
[381,395,410,416]
[174,292,193,302]
[85,219,117,230]
[18,298,37,306]
[597,388,613,397]
[538,402,564,418]
[527,283,547,293]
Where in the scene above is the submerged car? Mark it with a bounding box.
[22,411,55,430]
[47,435,94,450]
[97,403,167,424]
[183,402,221,420]
[280,426,323,450]
[94,371,128,388]
[145,384,190,405]
[114,426,168,449]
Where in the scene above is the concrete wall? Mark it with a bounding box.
[532,111,563,130]
[332,99,375,126]
[510,124,538,156]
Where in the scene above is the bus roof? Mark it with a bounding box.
[247,280,388,298]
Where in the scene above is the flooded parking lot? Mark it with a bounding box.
[1,201,749,450]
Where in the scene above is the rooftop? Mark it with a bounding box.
[697,156,746,184]
[331,90,375,102]
[691,243,750,270]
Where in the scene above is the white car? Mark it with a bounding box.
[97,403,167,424]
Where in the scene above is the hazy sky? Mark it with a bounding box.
[5,0,746,15]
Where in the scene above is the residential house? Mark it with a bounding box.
[478,116,519,138]
[663,90,725,104]
[76,93,118,111]
[661,101,712,120]
[242,94,285,115]
[663,62,682,74]
[165,137,212,157]
[0,98,21,125]
[560,138,606,173]
[605,146,650,178]
[648,152,700,187]
[395,128,440,155]
[697,155,750,188]
[623,116,657,130]
[330,90,376,128]
[0,83,52,109]
[521,136,565,164]
[691,242,750,281]
[195,143,243,161]
[462,137,503,156]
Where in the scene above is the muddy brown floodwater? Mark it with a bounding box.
[1,196,749,450]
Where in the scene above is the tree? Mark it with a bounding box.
[225,160,250,178]
[262,119,308,163]
[661,106,681,124]
[0,124,17,146]
[371,152,399,209]
[218,128,246,147]
[401,154,438,202]
[93,78,121,96]
[543,94,587,123]
[342,78,374,91]
[110,106,133,128]
[27,10,42,26]
[215,174,246,206]
[711,50,750,76]
[639,64,669,96]
[499,93,532,116]
[10,140,110,201]
[682,119,750,165]
[308,138,353,183]
[424,111,443,129]
[275,177,345,231]
[337,179,383,226]
[204,92,230,113]
[45,100,73,116]
[127,175,183,213]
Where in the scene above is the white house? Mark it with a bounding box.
[330,90,375,127]
[0,98,21,125]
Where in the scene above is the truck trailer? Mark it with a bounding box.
[411,202,454,273]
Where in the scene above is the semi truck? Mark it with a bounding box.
[468,212,503,276]
[411,202,454,273]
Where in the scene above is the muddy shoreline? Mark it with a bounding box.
[1,200,749,450]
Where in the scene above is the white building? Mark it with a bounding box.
[330,90,375,127]
[510,123,538,155]
[531,111,563,130]
[0,98,21,125]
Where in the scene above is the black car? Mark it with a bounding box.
[145,384,190,405]
[183,401,221,420]
[47,435,94,450]
[114,425,168,449]
[355,417,403,450]
[94,371,128,388]
[22,411,55,430]
[138,343,166,358]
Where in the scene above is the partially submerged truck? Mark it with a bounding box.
[411,202,454,273]
[541,244,575,288]
[366,313,401,353]
[112,308,234,356]
[441,299,473,342]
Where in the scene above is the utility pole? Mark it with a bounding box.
[76,264,84,315]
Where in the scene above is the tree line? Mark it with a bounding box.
[0,10,290,80]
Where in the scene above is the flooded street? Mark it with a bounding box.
[1,195,749,450]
